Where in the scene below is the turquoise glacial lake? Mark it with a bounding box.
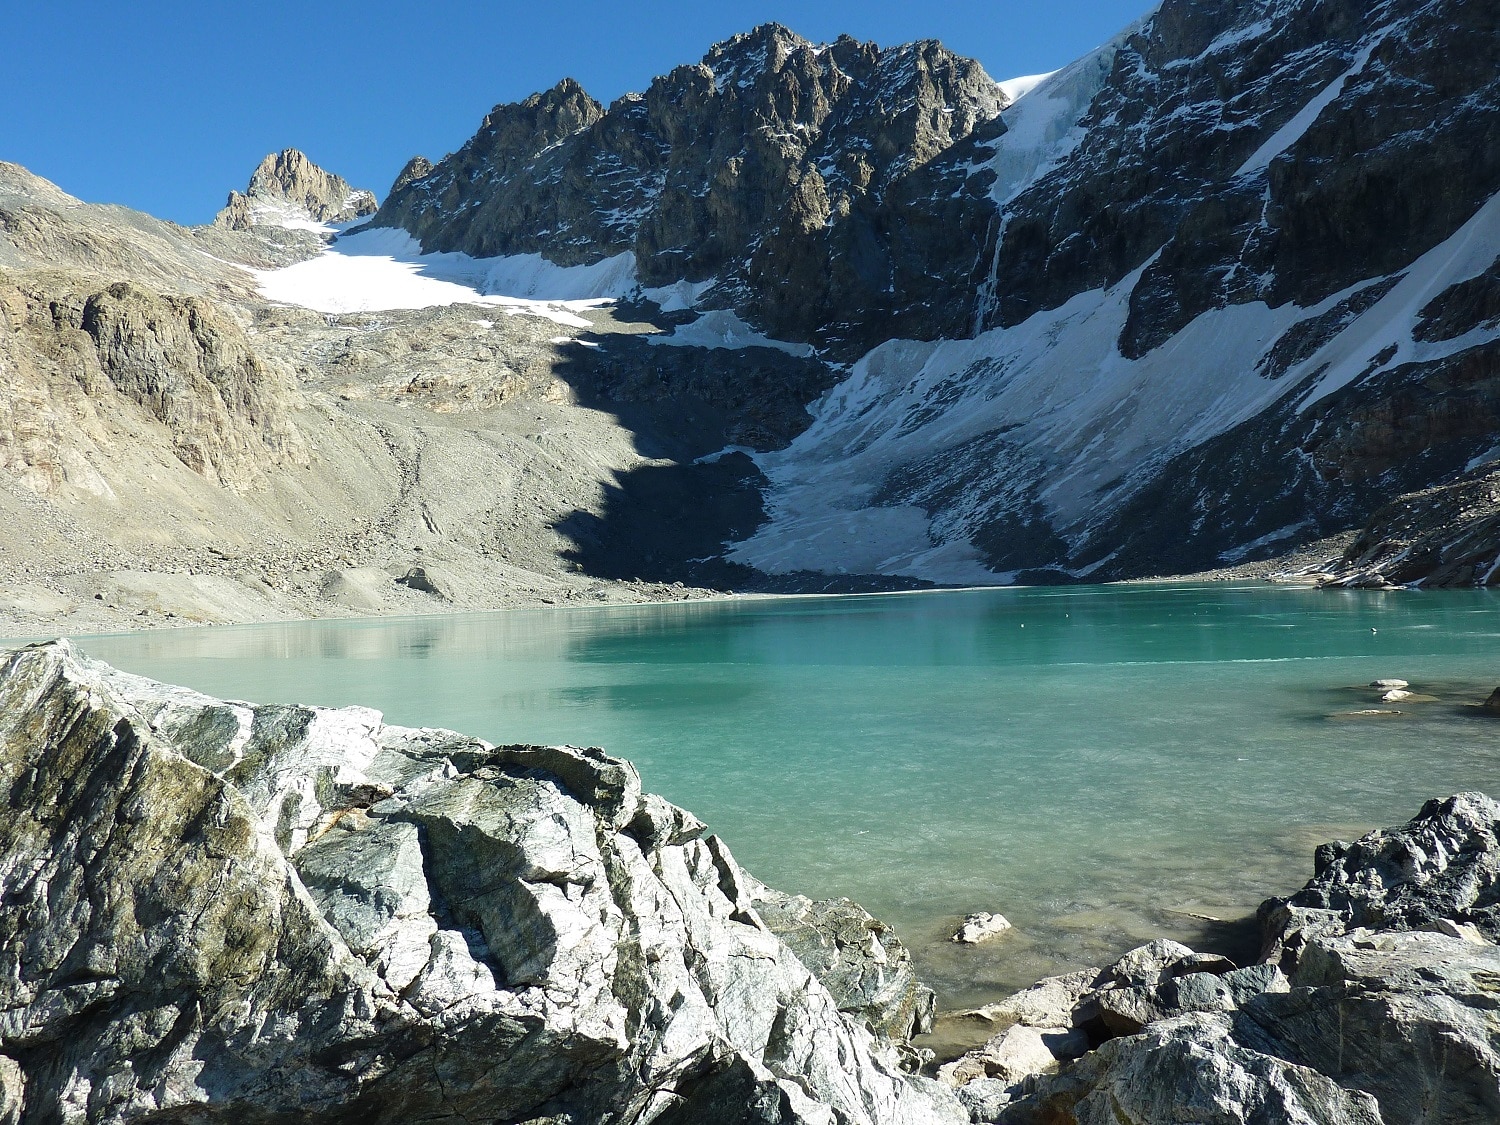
[68,583,1500,1013]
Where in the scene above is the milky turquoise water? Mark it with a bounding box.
[67,583,1500,1010]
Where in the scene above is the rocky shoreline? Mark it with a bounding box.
[1,641,1497,1123]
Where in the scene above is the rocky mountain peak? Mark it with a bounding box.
[701,21,815,80]
[470,78,604,167]
[388,154,434,195]
[371,24,1005,341]
[214,147,377,232]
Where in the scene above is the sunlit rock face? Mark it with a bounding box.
[0,640,961,1125]
[372,23,1007,352]
[216,148,377,232]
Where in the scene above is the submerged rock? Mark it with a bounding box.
[0,641,964,1124]
[953,912,1013,944]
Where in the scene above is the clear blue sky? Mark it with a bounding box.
[3,1,1151,225]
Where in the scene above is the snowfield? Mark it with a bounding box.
[253,228,636,326]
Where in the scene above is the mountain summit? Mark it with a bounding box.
[370,2,1500,587]
[215,148,377,232]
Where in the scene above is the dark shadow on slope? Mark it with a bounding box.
[544,328,936,593]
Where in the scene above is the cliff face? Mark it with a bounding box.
[724,0,1500,584]
[0,164,305,497]
[0,641,961,1124]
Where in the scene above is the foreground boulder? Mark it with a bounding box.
[945,795,1500,1124]
[1264,792,1500,946]
[0,641,963,1124]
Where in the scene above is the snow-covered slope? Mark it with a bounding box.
[733,190,1500,581]
[255,227,635,325]
[729,0,1500,583]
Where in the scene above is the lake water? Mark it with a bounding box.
[64,583,1500,1025]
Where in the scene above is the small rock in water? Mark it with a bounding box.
[1483,686,1500,714]
[1381,689,1414,702]
[1370,679,1409,689]
[953,911,1013,944]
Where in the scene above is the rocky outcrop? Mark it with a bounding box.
[0,641,964,1124]
[1261,792,1500,953]
[5,644,1500,1124]
[1,274,304,491]
[216,148,377,231]
[1294,465,1500,587]
[77,280,304,485]
[939,795,1500,1124]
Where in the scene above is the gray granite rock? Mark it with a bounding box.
[999,1013,1384,1125]
[749,883,937,1043]
[0,641,964,1124]
[1244,927,1500,1125]
[1263,792,1500,951]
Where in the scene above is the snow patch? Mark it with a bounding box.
[648,310,815,357]
[253,227,636,326]
[642,277,717,312]
[1219,522,1313,563]
[731,272,1310,584]
[997,72,1057,104]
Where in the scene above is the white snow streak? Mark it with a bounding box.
[1295,190,1500,409]
[1235,37,1381,177]
[254,228,636,325]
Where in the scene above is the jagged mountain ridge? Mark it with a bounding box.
[374,23,1007,347]
[371,0,1500,586]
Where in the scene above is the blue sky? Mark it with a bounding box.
[3,1,1151,224]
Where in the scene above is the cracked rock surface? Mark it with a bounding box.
[0,640,963,1124]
